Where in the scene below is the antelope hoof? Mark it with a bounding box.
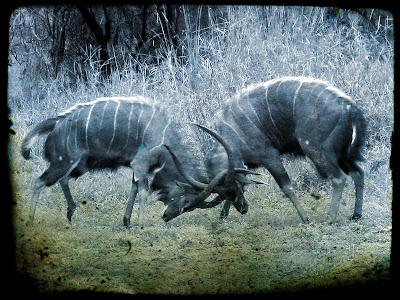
[239,205,248,215]
[350,214,362,221]
[219,213,228,220]
[327,215,336,225]
[123,218,131,228]
[67,207,76,222]
[232,200,248,215]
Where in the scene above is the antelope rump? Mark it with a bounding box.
[21,97,257,227]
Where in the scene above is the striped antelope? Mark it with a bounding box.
[21,97,257,227]
[167,77,367,223]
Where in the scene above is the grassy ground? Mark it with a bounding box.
[9,127,392,294]
[8,6,392,295]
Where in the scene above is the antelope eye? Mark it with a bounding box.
[184,199,189,203]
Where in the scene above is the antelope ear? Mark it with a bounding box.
[175,181,196,192]
[235,173,265,186]
[235,173,254,185]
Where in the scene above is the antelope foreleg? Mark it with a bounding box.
[263,151,310,224]
[220,201,232,219]
[280,184,310,224]
[137,180,149,229]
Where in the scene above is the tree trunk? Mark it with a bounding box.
[77,5,111,78]
[49,8,68,77]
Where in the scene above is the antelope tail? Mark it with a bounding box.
[21,118,58,159]
[347,105,367,162]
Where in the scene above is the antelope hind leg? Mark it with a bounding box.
[59,179,76,223]
[26,157,83,226]
[26,178,46,226]
[349,167,364,220]
[328,176,346,223]
[26,162,72,226]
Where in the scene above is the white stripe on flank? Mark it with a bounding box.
[237,94,261,131]
[106,99,121,154]
[275,77,286,96]
[98,101,109,137]
[302,86,331,131]
[85,104,95,151]
[351,124,357,146]
[292,80,303,119]
[160,122,169,145]
[57,155,83,184]
[151,122,173,153]
[221,118,248,146]
[136,105,144,143]
[74,109,81,155]
[247,97,262,125]
[264,83,284,144]
[120,102,135,152]
[142,105,156,142]
[65,111,75,156]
